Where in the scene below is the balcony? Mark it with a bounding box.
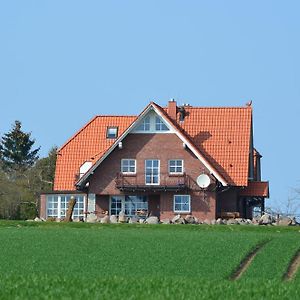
[115,172,191,192]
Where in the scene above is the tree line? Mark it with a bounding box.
[0,121,56,219]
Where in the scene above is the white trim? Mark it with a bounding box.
[121,159,137,174]
[173,195,191,213]
[109,195,124,216]
[77,103,228,188]
[168,159,184,175]
[145,159,160,185]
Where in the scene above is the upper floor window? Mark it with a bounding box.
[145,159,160,185]
[121,159,136,174]
[136,116,150,131]
[169,159,183,174]
[107,127,118,139]
[155,116,168,131]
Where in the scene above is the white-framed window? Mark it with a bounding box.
[106,127,118,138]
[110,195,148,217]
[169,159,184,174]
[46,195,85,219]
[136,116,150,131]
[173,195,191,213]
[155,116,169,131]
[121,159,136,174]
[145,159,160,185]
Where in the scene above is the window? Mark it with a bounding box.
[110,195,148,217]
[145,159,160,185]
[46,195,85,219]
[169,160,184,174]
[106,127,118,138]
[121,159,136,174]
[79,161,93,178]
[155,116,168,131]
[110,196,123,216]
[136,116,150,131]
[125,196,148,217]
[174,195,191,213]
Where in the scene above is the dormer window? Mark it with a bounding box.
[155,116,168,131]
[136,116,150,131]
[107,127,118,139]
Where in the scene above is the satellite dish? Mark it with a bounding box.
[196,174,211,189]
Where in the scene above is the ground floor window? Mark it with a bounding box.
[46,195,85,219]
[110,195,148,217]
[173,195,191,213]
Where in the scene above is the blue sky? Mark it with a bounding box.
[0,1,299,212]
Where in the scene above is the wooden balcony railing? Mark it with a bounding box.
[115,172,191,192]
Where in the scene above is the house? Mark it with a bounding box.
[40,100,269,221]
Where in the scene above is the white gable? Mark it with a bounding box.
[132,109,172,133]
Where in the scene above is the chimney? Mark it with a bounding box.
[167,99,177,121]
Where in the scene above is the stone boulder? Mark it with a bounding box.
[139,218,145,224]
[203,219,211,225]
[184,215,197,224]
[100,215,110,224]
[259,214,272,225]
[210,219,216,225]
[110,215,118,224]
[161,218,171,224]
[118,211,127,223]
[146,216,159,224]
[172,215,186,224]
[278,217,292,226]
[216,218,225,225]
[226,218,238,225]
[129,216,139,224]
[34,217,43,222]
[86,213,97,223]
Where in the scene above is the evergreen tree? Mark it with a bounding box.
[0,120,40,174]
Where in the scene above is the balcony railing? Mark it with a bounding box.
[115,172,191,192]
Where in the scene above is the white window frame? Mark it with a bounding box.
[109,195,148,217]
[168,159,184,174]
[145,159,160,185]
[136,116,151,131]
[155,116,169,131]
[121,159,136,174]
[46,195,86,219]
[173,195,191,213]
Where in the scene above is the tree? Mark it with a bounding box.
[0,120,40,174]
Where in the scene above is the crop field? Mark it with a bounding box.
[0,221,300,299]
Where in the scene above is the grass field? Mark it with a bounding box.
[0,221,299,299]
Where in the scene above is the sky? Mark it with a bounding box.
[0,1,299,212]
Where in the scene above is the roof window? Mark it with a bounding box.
[107,127,118,139]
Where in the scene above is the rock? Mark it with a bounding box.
[203,219,211,225]
[290,217,299,226]
[139,218,145,224]
[34,217,42,222]
[110,215,118,224]
[26,219,34,222]
[172,214,181,223]
[184,215,197,224]
[146,216,159,224]
[100,215,110,224]
[226,218,238,225]
[86,213,97,223]
[118,211,127,223]
[216,218,224,225]
[210,219,216,225]
[259,214,272,225]
[278,217,292,226]
[129,216,139,224]
[161,218,171,224]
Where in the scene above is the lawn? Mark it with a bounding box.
[0,221,299,299]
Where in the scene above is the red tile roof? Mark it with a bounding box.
[54,102,254,190]
[54,116,136,190]
[239,181,269,198]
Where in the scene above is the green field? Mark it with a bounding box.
[0,221,300,299]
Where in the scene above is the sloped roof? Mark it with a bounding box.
[54,116,136,190]
[54,102,253,190]
[239,181,269,198]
